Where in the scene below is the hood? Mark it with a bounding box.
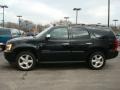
[8,36,35,43]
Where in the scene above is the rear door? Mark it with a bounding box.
[69,27,93,61]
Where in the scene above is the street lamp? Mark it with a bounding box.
[17,15,22,35]
[73,8,81,24]
[108,0,110,27]
[0,5,8,28]
[113,19,119,29]
[97,23,101,25]
[64,17,69,25]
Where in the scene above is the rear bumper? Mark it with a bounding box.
[106,50,119,59]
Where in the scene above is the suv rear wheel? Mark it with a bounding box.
[88,52,106,70]
[16,51,36,71]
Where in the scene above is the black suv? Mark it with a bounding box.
[4,25,118,70]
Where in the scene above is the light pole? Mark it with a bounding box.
[17,15,22,35]
[73,8,81,24]
[97,23,101,25]
[108,0,110,27]
[64,17,69,25]
[0,5,8,28]
[113,19,119,29]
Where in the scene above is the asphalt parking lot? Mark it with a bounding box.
[0,51,120,90]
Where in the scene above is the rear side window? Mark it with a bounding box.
[71,28,90,39]
[0,29,11,35]
[91,29,115,39]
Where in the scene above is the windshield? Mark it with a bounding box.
[36,26,52,38]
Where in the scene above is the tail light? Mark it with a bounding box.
[113,38,119,51]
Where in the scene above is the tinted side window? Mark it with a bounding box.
[0,29,11,35]
[92,30,109,38]
[49,27,68,40]
[93,31,104,38]
[71,28,90,39]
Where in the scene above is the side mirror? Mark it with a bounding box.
[45,34,51,40]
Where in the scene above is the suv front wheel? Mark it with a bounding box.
[88,52,106,70]
[16,51,36,71]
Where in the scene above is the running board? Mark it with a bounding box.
[39,61,85,64]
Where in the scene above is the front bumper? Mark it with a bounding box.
[4,51,16,62]
[0,43,5,50]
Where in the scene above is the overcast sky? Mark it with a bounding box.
[0,0,120,25]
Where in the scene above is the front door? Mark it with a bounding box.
[40,27,71,61]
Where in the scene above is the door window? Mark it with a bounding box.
[50,27,68,40]
[0,29,11,35]
[71,28,90,39]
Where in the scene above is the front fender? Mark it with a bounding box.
[12,43,39,54]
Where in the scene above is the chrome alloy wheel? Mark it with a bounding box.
[18,54,34,70]
[91,54,104,68]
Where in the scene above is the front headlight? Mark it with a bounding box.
[6,44,12,51]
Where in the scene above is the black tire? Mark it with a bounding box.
[88,52,106,70]
[15,51,36,71]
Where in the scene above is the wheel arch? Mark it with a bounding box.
[13,46,38,61]
[88,47,108,60]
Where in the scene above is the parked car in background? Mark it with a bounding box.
[25,32,39,36]
[26,32,35,36]
[0,27,23,50]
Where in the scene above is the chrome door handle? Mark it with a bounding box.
[86,43,93,45]
[62,43,69,46]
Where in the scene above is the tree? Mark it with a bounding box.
[37,24,44,32]
[51,20,72,26]
[5,22,19,29]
